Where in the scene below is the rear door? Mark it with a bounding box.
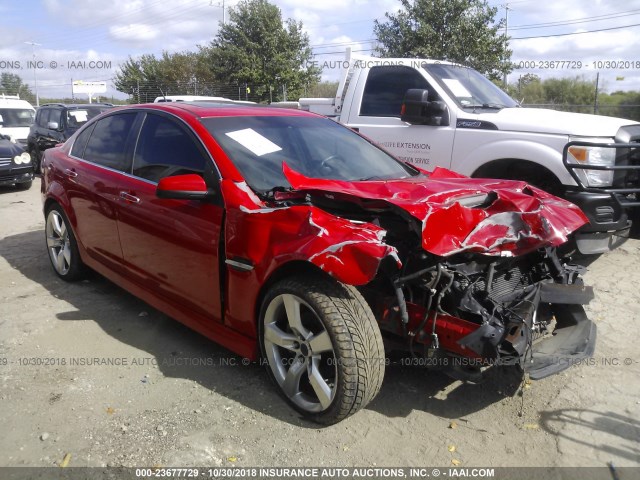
[66,112,140,273]
[115,111,224,322]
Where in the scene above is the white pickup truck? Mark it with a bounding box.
[294,50,640,254]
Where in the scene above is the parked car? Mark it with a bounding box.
[0,95,36,149]
[28,103,113,172]
[0,134,33,189]
[42,103,596,424]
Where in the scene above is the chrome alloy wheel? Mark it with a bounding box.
[46,209,72,276]
[263,293,337,413]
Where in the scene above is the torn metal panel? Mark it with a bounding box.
[220,179,400,286]
[283,164,589,257]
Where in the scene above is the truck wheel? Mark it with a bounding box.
[473,161,563,197]
[45,204,86,281]
[259,276,385,424]
[31,145,42,174]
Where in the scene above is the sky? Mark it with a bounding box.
[1,0,640,102]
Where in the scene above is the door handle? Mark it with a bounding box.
[119,192,140,204]
[64,169,78,178]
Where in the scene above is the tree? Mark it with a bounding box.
[0,73,35,104]
[306,81,339,98]
[506,73,544,103]
[374,0,511,80]
[199,0,320,102]
[113,51,206,103]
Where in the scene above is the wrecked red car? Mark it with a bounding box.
[42,103,596,424]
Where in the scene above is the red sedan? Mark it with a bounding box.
[42,103,595,424]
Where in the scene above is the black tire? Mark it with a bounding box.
[45,204,86,281]
[15,180,33,190]
[32,145,43,174]
[259,275,385,424]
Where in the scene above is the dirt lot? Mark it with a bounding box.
[0,182,639,470]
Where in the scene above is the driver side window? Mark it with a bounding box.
[132,113,208,183]
[360,66,433,117]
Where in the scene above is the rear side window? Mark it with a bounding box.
[132,113,208,183]
[70,123,96,158]
[82,113,137,172]
[360,66,430,117]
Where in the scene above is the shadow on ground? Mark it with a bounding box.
[1,229,522,427]
[540,408,640,463]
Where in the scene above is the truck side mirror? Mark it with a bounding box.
[401,89,450,127]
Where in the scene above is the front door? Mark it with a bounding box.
[115,112,224,322]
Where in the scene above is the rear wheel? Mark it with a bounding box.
[45,205,86,281]
[259,275,385,424]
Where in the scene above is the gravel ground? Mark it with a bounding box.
[0,181,639,470]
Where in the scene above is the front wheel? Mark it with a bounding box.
[31,145,43,174]
[259,275,385,424]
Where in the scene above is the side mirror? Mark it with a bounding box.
[47,121,60,130]
[401,89,450,126]
[156,174,214,201]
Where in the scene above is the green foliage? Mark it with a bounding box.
[305,81,339,98]
[0,73,35,104]
[374,0,511,80]
[113,51,205,103]
[199,0,320,102]
[507,75,640,121]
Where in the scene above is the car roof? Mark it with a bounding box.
[40,103,113,109]
[127,102,314,119]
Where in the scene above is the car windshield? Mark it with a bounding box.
[204,115,417,193]
[66,107,111,129]
[0,108,35,127]
[425,64,518,110]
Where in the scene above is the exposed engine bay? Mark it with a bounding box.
[276,169,597,381]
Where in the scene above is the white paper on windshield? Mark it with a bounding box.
[442,79,472,98]
[69,110,88,122]
[225,128,282,156]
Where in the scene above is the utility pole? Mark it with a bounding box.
[502,4,511,88]
[594,72,600,115]
[210,0,225,25]
[24,41,40,106]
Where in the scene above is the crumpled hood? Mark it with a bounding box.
[283,164,589,257]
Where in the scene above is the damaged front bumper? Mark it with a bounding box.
[369,248,597,381]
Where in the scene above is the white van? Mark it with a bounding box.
[0,95,36,148]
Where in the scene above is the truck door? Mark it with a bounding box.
[345,65,456,170]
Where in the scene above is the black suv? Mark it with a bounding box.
[27,103,113,172]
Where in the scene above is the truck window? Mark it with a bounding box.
[360,66,430,117]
